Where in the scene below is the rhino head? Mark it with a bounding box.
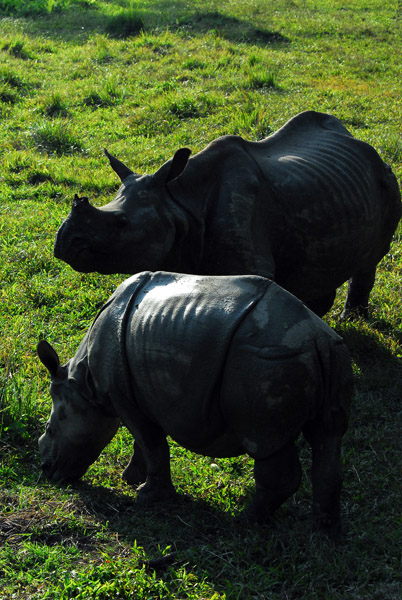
[37,340,120,483]
[54,148,191,274]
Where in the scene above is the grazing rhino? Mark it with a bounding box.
[37,271,353,536]
[54,110,401,318]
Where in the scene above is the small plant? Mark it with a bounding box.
[168,97,202,119]
[31,121,84,155]
[0,69,28,104]
[0,83,17,104]
[3,39,31,60]
[42,92,69,117]
[0,68,26,90]
[246,70,280,91]
[82,81,122,109]
[183,58,206,70]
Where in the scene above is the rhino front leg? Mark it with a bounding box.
[122,440,147,486]
[244,442,302,523]
[135,434,176,503]
[123,418,176,503]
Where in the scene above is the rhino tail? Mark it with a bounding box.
[316,331,353,433]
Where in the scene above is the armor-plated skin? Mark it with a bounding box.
[54,110,401,318]
[38,271,353,536]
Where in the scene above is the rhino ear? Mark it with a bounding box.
[165,148,191,184]
[104,149,134,182]
[37,340,63,379]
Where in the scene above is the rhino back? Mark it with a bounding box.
[242,111,401,295]
[124,272,269,449]
[249,111,391,220]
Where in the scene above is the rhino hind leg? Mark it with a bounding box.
[244,442,302,523]
[302,410,348,538]
[341,267,376,320]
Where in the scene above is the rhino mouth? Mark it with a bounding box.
[41,459,82,484]
[54,234,117,274]
[41,459,58,481]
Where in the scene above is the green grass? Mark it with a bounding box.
[0,0,401,598]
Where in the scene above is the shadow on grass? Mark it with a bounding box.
[3,3,289,47]
[334,320,402,397]
[176,11,289,46]
[71,479,294,576]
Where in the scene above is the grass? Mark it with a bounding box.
[0,0,401,598]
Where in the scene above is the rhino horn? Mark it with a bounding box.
[71,194,90,210]
[104,148,134,182]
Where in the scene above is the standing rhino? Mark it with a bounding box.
[37,271,353,536]
[54,110,401,318]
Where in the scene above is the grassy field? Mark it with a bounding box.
[0,0,401,598]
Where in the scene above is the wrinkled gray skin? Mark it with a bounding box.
[54,110,401,318]
[38,271,353,536]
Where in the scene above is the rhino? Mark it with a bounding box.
[54,110,401,318]
[37,271,353,536]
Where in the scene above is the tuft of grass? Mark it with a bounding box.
[82,81,123,109]
[2,38,32,59]
[30,121,84,155]
[168,97,203,120]
[42,92,69,117]
[246,70,280,91]
[0,67,27,90]
[166,93,217,121]
[0,83,18,104]
[105,6,145,39]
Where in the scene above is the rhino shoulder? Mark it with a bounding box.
[84,271,153,398]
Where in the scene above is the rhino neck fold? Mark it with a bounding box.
[68,334,118,418]
[164,185,205,273]
[87,272,153,418]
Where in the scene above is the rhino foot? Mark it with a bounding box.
[122,463,146,486]
[340,305,369,321]
[312,512,343,540]
[236,507,274,527]
[136,481,177,504]
[122,441,148,486]
[236,488,278,525]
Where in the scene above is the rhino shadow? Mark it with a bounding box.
[176,11,290,46]
[72,480,300,573]
[74,480,248,540]
[334,321,402,398]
